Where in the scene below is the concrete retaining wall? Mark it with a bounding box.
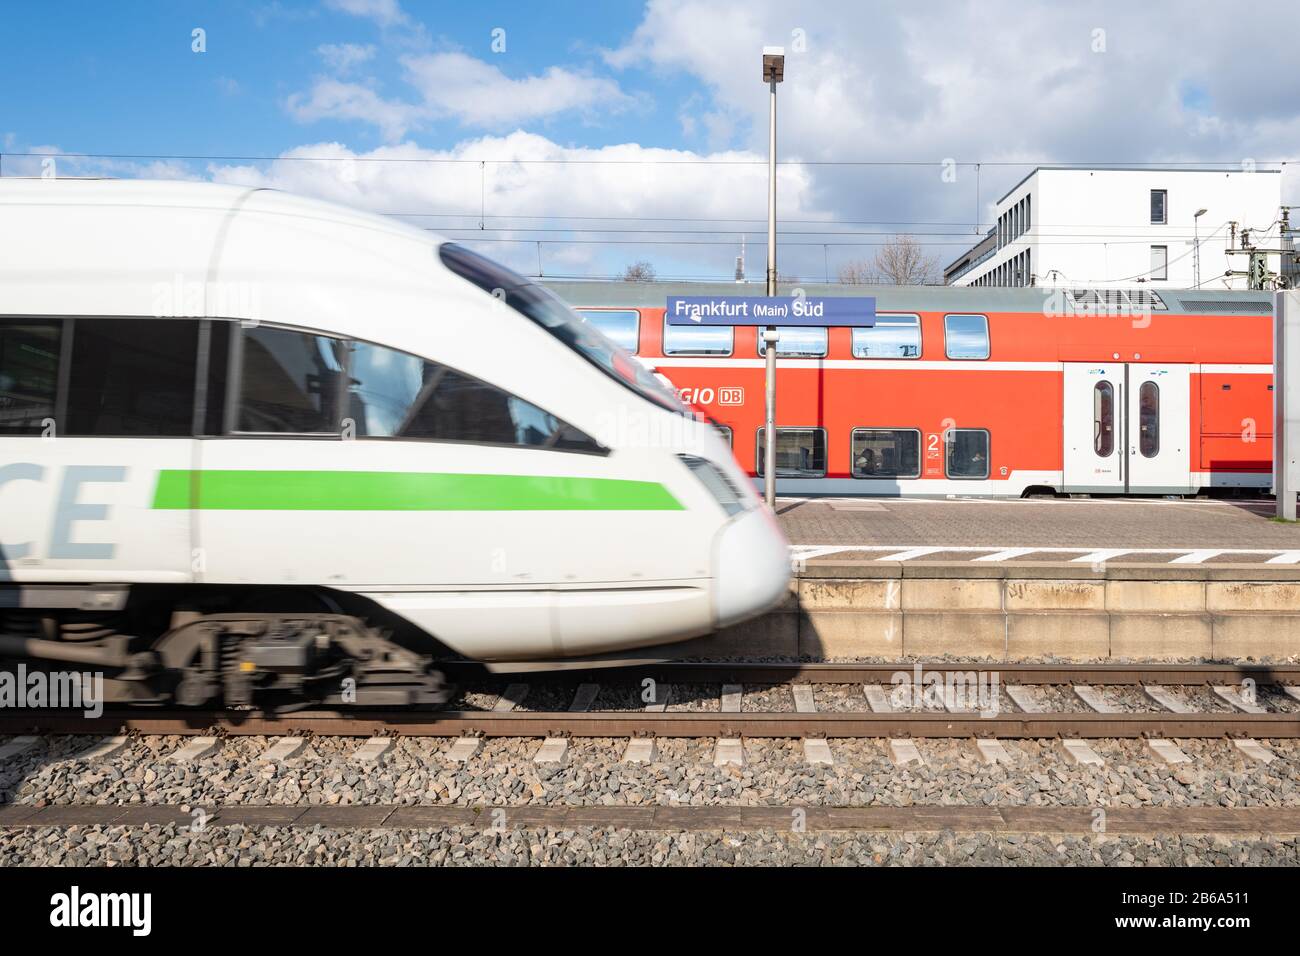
[675,561,1300,661]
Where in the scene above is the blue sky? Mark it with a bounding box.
[3,1,1298,282]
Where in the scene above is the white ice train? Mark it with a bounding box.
[0,179,790,708]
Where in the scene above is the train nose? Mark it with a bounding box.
[712,506,793,628]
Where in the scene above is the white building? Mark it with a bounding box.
[945,167,1283,290]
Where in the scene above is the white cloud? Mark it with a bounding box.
[206,133,825,278]
[324,0,409,29]
[285,79,421,142]
[400,52,632,126]
[317,42,376,75]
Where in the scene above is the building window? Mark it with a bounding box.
[851,313,921,358]
[945,314,990,360]
[1093,381,1115,457]
[663,319,734,356]
[1150,245,1168,281]
[945,428,990,479]
[65,318,200,437]
[0,322,61,435]
[575,309,639,354]
[851,428,920,478]
[1150,189,1167,225]
[756,427,827,478]
[757,326,828,357]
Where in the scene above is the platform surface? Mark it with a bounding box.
[777,497,1300,566]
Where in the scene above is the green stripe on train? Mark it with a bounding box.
[151,470,683,511]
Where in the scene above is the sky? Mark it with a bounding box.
[2,0,1298,281]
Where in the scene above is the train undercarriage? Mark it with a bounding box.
[0,585,451,711]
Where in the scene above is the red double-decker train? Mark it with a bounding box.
[544,281,1275,497]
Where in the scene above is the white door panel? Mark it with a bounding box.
[1126,364,1191,492]
[1063,364,1124,490]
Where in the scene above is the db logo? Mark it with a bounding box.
[677,386,745,406]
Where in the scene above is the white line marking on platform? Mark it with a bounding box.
[1233,739,1275,764]
[260,738,306,763]
[78,736,129,761]
[1211,685,1267,714]
[493,683,529,712]
[863,684,894,712]
[0,736,38,762]
[974,739,1014,765]
[720,684,743,713]
[713,737,745,767]
[534,737,569,765]
[446,737,481,762]
[889,739,924,766]
[803,738,835,766]
[1170,549,1225,564]
[791,685,817,713]
[644,684,672,712]
[1005,685,1046,713]
[353,737,393,765]
[171,737,219,763]
[790,545,855,563]
[1146,739,1192,765]
[974,548,1037,562]
[1072,549,1131,564]
[1073,685,1121,714]
[622,738,656,763]
[1143,685,1195,714]
[880,547,944,562]
[568,683,599,712]
[1060,740,1105,766]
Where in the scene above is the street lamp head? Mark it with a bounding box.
[762,46,785,83]
[1195,208,1208,218]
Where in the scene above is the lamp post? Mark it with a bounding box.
[1194,207,1207,289]
[762,46,784,510]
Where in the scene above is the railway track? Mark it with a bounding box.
[3,661,1298,741]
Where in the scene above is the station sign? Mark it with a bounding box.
[666,295,876,327]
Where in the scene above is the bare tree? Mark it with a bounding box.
[839,236,940,286]
[837,260,875,284]
[622,260,657,282]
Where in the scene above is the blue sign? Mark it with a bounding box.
[666,295,876,327]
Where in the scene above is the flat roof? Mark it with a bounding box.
[995,165,1281,206]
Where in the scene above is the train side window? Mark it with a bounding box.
[1139,382,1160,458]
[758,327,828,357]
[236,326,346,434]
[663,318,734,356]
[945,428,990,479]
[944,314,989,360]
[0,321,61,435]
[65,319,199,437]
[851,314,921,359]
[851,429,920,478]
[346,339,604,453]
[756,427,827,478]
[1093,381,1115,457]
[575,309,639,354]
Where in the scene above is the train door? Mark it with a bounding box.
[1125,364,1191,492]
[1063,363,1124,492]
[1063,363,1191,493]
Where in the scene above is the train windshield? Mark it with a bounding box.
[439,243,684,414]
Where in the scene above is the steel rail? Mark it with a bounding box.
[4,709,1299,739]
